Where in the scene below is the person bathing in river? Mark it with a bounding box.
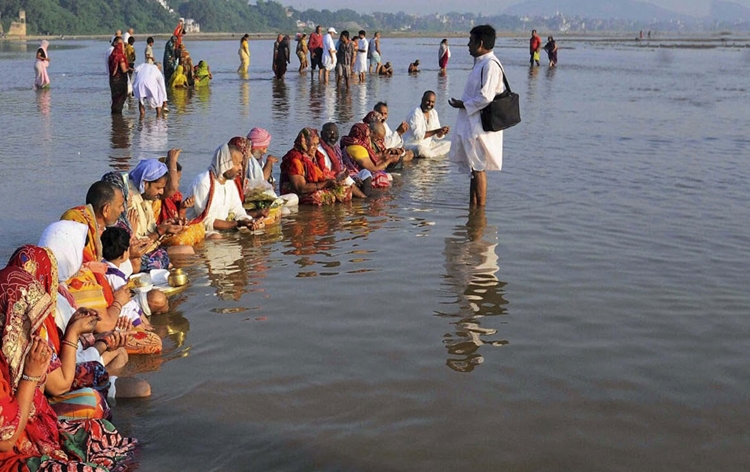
[279,128,353,206]
[34,40,51,89]
[186,139,266,238]
[318,122,367,199]
[403,90,451,158]
[544,36,558,67]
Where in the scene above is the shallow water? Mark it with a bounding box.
[1,37,749,471]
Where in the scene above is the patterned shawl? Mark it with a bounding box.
[340,123,380,165]
[108,42,126,76]
[7,245,61,353]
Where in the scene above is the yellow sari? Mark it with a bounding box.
[168,64,188,88]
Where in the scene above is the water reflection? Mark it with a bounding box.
[352,82,368,119]
[36,90,52,151]
[436,72,450,107]
[36,88,51,115]
[271,79,289,122]
[109,114,132,170]
[116,296,191,376]
[170,88,192,114]
[203,239,249,302]
[308,81,325,123]
[334,87,354,123]
[135,118,168,159]
[194,85,211,109]
[239,79,250,115]
[440,208,508,373]
[280,206,375,277]
[545,65,557,81]
[527,65,539,101]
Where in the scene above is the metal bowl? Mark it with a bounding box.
[168,268,189,287]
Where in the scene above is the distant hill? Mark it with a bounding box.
[709,0,750,21]
[503,0,690,21]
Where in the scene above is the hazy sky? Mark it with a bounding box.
[286,0,750,17]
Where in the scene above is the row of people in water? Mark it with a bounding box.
[0,92,454,468]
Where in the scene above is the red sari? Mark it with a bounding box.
[279,129,352,206]
[7,246,112,421]
[0,266,135,472]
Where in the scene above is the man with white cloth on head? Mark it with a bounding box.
[321,27,337,84]
[187,140,265,238]
[133,62,167,118]
[402,90,451,158]
[448,24,505,207]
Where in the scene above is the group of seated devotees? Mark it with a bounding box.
[0,92,453,469]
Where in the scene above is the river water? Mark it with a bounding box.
[1,36,749,471]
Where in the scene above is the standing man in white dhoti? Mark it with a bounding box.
[321,27,338,84]
[354,30,368,82]
[449,25,505,207]
[403,90,451,158]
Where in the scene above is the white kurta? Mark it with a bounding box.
[449,51,505,173]
[322,34,337,71]
[383,122,403,149]
[354,38,368,73]
[403,106,451,158]
[133,63,167,110]
[187,170,251,235]
[246,156,265,182]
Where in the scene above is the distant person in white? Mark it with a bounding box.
[449,24,505,207]
[132,62,167,118]
[321,27,338,83]
[403,90,451,158]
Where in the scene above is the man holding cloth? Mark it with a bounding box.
[448,24,505,207]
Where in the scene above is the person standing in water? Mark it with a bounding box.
[529,29,542,66]
[34,40,51,89]
[438,38,451,75]
[543,36,558,67]
[449,24,506,207]
[238,34,250,74]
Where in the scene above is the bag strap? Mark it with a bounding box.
[480,58,512,94]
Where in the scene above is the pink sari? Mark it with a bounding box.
[34,40,50,90]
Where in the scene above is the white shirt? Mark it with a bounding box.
[246,157,265,182]
[187,170,251,234]
[103,261,142,323]
[383,121,403,149]
[403,106,442,148]
[449,51,505,173]
[322,33,337,69]
[317,144,334,171]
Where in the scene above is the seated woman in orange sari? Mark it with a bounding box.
[279,128,352,206]
[152,150,205,251]
[38,221,162,357]
[0,263,136,471]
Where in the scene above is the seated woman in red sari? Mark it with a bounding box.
[7,245,115,421]
[280,128,353,206]
[0,263,136,471]
[340,123,400,189]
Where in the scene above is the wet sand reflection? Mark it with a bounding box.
[440,208,509,373]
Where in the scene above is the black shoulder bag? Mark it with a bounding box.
[480,60,521,132]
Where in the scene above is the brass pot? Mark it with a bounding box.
[168,268,189,287]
